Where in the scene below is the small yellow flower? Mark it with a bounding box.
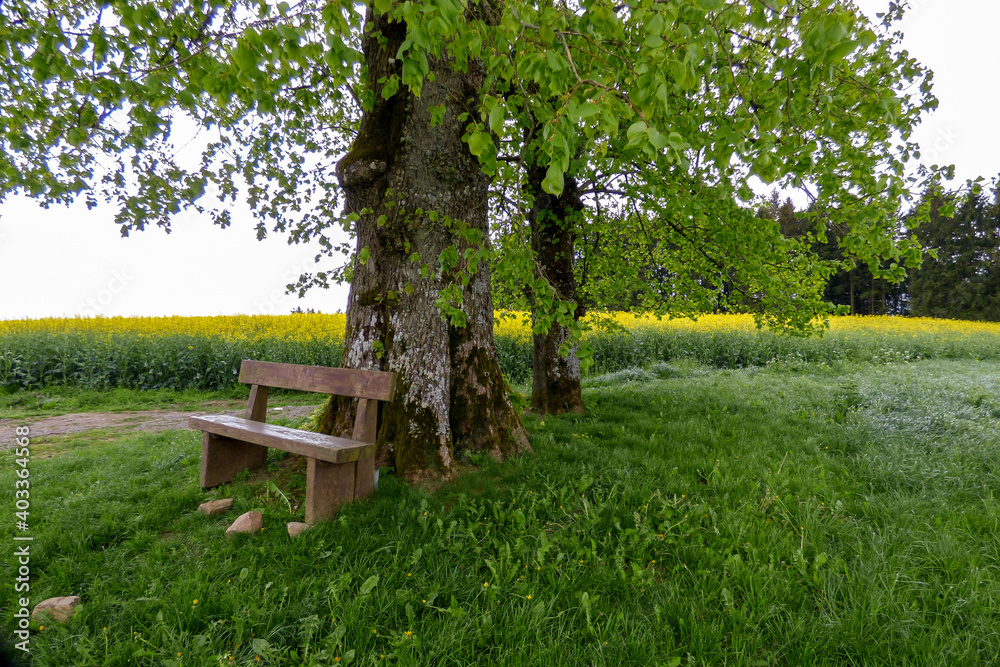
[483,582,490,588]
[38,626,44,632]
[405,630,413,637]
[335,658,342,663]
[192,599,199,605]
[407,572,412,577]
[177,652,182,657]
[526,594,532,600]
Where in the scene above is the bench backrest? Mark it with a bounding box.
[239,360,396,401]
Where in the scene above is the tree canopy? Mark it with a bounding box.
[3,1,938,286]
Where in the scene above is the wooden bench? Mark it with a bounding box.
[188,360,396,524]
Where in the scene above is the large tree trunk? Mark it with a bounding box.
[319,10,529,480]
[525,155,585,415]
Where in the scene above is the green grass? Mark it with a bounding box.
[0,386,320,420]
[4,360,1000,665]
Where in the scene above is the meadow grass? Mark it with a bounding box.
[4,359,1000,665]
[0,386,320,421]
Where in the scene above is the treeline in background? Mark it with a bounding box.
[759,179,1000,320]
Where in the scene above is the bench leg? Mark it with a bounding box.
[200,432,268,488]
[305,458,355,524]
[354,447,376,500]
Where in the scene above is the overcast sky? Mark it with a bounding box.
[1,0,997,321]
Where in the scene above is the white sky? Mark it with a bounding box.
[1,0,997,321]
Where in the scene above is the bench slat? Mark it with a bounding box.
[188,414,373,464]
[239,360,396,401]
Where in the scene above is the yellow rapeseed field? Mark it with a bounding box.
[497,311,1000,339]
[0,313,348,342]
[3,312,1000,341]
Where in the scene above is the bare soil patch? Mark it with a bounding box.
[0,404,320,445]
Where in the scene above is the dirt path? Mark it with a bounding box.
[0,404,321,445]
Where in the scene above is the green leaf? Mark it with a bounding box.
[429,104,446,127]
[828,40,860,61]
[488,104,504,134]
[700,0,724,10]
[467,131,493,157]
[626,120,647,147]
[645,13,664,47]
[360,574,380,596]
[574,101,600,119]
[648,127,669,150]
[374,0,391,14]
[541,163,564,196]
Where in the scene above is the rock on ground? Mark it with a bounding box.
[32,596,80,623]
[287,522,311,538]
[198,498,234,517]
[226,511,263,538]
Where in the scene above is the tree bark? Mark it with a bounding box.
[319,10,529,480]
[849,269,855,315]
[525,155,585,415]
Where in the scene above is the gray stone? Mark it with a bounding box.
[32,596,80,624]
[225,511,263,538]
[287,522,311,538]
[198,498,234,517]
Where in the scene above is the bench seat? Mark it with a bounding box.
[188,414,373,464]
